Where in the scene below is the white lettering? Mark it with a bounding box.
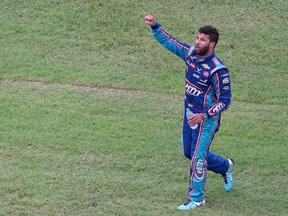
[212,103,225,113]
[185,83,203,96]
[193,74,200,79]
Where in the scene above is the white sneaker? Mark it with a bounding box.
[177,199,205,210]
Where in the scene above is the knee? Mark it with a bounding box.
[181,135,192,159]
[183,150,191,160]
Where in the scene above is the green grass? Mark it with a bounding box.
[1,0,288,215]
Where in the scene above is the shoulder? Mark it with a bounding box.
[210,57,227,75]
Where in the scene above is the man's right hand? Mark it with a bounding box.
[144,15,156,26]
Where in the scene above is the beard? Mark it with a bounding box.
[195,45,209,56]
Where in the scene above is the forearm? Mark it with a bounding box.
[204,69,232,118]
[150,23,189,60]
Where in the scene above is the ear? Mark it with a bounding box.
[210,42,216,48]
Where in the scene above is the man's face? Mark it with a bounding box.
[194,33,214,57]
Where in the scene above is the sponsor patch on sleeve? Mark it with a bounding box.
[223,85,230,90]
[222,77,230,84]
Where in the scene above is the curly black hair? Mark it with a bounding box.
[198,25,219,46]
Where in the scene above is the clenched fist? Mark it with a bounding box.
[144,15,156,26]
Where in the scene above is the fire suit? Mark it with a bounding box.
[150,23,232,202]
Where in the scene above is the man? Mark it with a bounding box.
[144,15,234,210]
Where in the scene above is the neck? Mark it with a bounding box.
[200,49,214,58]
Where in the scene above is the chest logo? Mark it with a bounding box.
[203,71,209,77]
[185,83,203,96]
[202,64,210,70]
[195,67,202,73]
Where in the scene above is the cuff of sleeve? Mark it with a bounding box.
[202,112,208,120]
[203,110,211,119]
[151,22,161,30]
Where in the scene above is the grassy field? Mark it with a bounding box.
[1,0,287,215]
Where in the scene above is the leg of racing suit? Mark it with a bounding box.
[181,109,229,202]
[181,111,229,175]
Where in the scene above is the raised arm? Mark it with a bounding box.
[144,15,190,61]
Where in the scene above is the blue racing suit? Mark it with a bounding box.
[150,23,232,202]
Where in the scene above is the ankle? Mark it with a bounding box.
[226,158,234,173]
